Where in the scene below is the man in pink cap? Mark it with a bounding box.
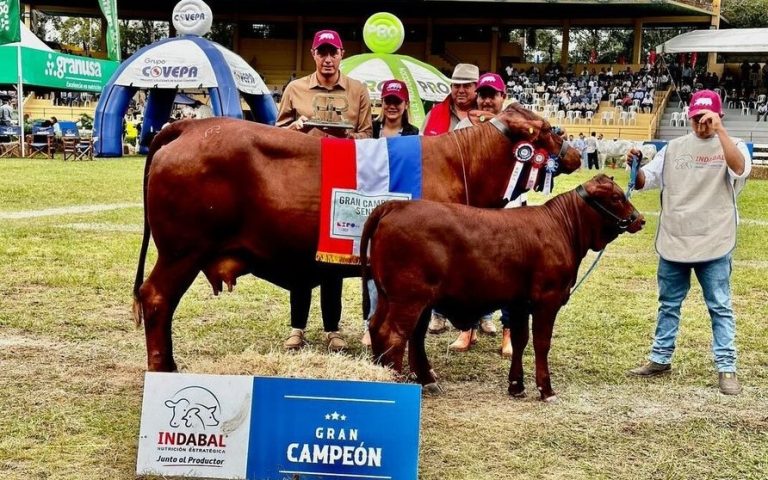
[449,72,528,356]
[277,29,373,353]
[626,89,751,395]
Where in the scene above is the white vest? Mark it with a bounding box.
[656,134,739,262]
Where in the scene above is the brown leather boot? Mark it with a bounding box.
[448,329,477,352]
[500,328,512,358]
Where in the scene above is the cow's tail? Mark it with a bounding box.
[132,123,186,327]
[359,202,397,321]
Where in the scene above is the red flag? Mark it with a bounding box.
[649,50,657,65]
[690,52,698,66]
[589,49,596,64]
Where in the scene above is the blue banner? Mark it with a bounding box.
[248,378,421,479]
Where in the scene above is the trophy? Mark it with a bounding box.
[303,93,355,130]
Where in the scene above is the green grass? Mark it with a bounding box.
[1,158,767,479]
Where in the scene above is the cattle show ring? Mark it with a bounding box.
[2,0,768,479]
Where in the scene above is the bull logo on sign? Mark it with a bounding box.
[480,76,496,84]
[693,97,713,107]
[164,386,221,430]
[319,32,335,41]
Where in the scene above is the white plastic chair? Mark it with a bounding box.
[554,110,566,123]
[583,111,594,124]
[618,111,630,125]
[628,111,638,126]
[741,101,750,116]
[670,112,681,127]
[601,111,614,125]
[566,110,578,123]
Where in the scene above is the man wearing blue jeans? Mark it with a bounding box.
[626,89,751,395]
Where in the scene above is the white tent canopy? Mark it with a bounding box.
[656,28,768,54]
[5,22,52,51]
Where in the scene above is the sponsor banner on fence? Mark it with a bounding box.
[137,373,422,480]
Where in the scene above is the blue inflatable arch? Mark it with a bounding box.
[93,35,277,157]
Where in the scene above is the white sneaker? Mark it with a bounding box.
[479,318,497,335]
[428,313,448,334]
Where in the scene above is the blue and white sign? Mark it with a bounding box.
[136,373,422,479]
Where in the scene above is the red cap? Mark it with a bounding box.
[688,89,723,117]
[381,79,409,102]
[476,73,505,93]
[312,30,343,50]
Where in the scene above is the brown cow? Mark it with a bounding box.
[132,104,582,372]
[360,174,645,401]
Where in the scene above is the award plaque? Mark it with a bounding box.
[303,93,355,130]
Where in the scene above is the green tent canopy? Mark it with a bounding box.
[0,24,118,93]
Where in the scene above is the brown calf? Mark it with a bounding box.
[360,174,644,400]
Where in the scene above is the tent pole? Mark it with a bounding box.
[17,45,24,157]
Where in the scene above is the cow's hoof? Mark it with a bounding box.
[509,389,527,399]
[423,383,443,396]
[542,395,559,404]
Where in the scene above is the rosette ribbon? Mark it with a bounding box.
[503,141,534,201]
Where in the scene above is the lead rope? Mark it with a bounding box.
[450,131,471,205]
[572,156,641,295]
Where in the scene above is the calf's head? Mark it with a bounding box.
[576,174,645,250]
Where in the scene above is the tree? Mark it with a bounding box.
[119,20,169,58]
[721,0,768,28]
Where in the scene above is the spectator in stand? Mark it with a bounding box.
[642,94,654,113]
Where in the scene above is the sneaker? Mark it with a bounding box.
[428,313,448,334]
[284,328,306,350]
[479,318,497,336]
[326,331,347,352]
[361,329,371,347]
[628,361,671,377]
[718,372,742,395]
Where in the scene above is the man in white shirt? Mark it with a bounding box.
[626,90,751,395]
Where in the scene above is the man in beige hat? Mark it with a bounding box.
[422,63,478,335]
[422,63,479,135]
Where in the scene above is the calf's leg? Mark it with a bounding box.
[506,304,530,397]
[139,255,201,372]
[408,308,440,392]
[531,304,560,401]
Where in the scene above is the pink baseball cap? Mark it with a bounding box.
[476,73,505,93]
[312,30,343,50]
[381,79,409,102]
[688,89,723,118]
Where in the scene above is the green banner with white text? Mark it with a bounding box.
[98,0,120,61]
[0,0,20,45]
[0,47,119,91]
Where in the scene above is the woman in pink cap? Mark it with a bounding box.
[372,79,419,139]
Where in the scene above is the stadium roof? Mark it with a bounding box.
[30,0,715,24]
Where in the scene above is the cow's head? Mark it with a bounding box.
[576,174,645,250]
[494,103,583,175]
